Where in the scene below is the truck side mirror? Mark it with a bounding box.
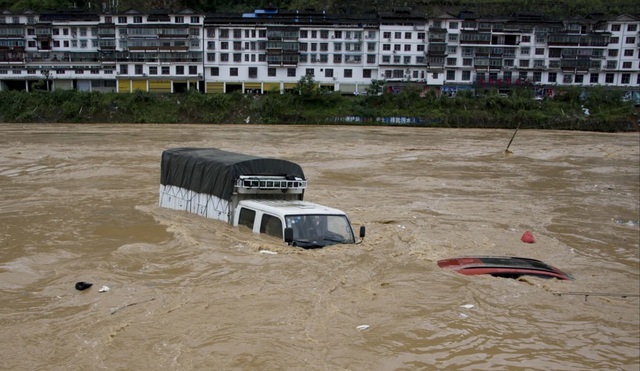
[284,227,294,244]
[359,226,366,239]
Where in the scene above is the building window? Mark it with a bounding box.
[135,64,143,74]
[325,69,333,78]
[344,69,352,78]
[624,49,634,57]
[535,48,544,55]
[248,67,257,78]
[446,70,455,80]
[383,32,391,39]
[625,37,636,44]
[448,34,458,42]
[133,16,142,23]
[287,68,295,77]
[367,55,376,64]
[548,72,557,83]
[394,32,401,39]
[575,74,584,83]
[446,58,457,66]
[521,35,531,42]
[175,16,184,24]
[608,49,618,57]
[628,24,637,32]
[563,74,573,83]
[533,71,542,82]
[519,60,530,67]
[190,16,200,23]
[404,44,411,51]
[462,70,471,80]
[622,61,632,69]
[611,24,621,31]
[220,54,229,62]
[230,67,238,76]
[605,73,614,83]
[590,73,599,83]
[149,66,157,75]
[621,74,630,84]
[449,22,459,29]
[610,36,619,43]
[520,47,530,55]
[211,67,219,76]
[268,68,276,77]
[404,32,411,39]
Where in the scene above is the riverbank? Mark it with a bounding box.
[1,88,637,131]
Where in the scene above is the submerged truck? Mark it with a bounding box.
[159,148,365,248]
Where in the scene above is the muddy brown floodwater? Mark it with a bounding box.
[0,124,638,370]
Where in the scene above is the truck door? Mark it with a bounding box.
[260,214,283,239]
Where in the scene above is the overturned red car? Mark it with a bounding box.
[437,256,574,280]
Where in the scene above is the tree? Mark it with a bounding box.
[295,74,318,97]
[366,79,385,96]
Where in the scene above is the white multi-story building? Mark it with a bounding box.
[0,7,638,96]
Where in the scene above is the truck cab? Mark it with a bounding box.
[234,199,364,248]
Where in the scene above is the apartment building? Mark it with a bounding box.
[0,7,638,95]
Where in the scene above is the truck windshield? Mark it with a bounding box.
[285,214,355,247]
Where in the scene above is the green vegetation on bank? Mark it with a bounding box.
[0,83,637,131]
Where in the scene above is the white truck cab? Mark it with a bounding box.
[235,199,363,248]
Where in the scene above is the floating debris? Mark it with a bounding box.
[75,281,92,291]
[521,230,535,243]
[259,250,278,255]
[613,218,639,228]
[356,325,370,331]
[460,304,475,309]
[98,286,110,293]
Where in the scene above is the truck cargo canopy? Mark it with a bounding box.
[161,148,306,201]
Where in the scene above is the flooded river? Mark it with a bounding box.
[0,124,638,370]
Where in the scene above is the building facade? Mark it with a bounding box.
[0,7,638,95]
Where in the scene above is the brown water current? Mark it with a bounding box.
[0,124,638,370]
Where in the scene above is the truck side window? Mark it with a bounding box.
[238,208,255,230]
[260,214,282,239]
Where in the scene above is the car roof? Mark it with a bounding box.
[437,256,574,280]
